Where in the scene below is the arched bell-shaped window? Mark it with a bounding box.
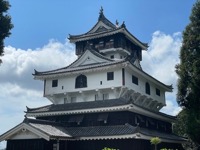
[75,74,87,88]
[145,82,150,95]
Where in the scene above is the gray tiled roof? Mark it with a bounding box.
[23,118,185,141]
[67,125,185,141]
[69,27,121,40]
[23,118,71,139]
[139,127,185,141]
[26,98,175,120]
[26,98,131,113]
[66,124,137,137]
[68,9,147,49]
[68,9,117,40]
[30,123,70,138]
[33,56,125,76]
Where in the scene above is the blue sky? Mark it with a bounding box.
[0,0,197,148]
[6,0,195,49]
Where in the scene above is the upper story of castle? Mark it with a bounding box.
[68,7,148,67]
[33,8,172,112]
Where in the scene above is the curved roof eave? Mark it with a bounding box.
[33,61,127,80]
[69,27,148,51]
[25,98,175,122]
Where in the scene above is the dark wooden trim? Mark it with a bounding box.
[43,79,46,97]
[122,68,125,86]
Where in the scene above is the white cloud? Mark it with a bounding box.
[0,39,76,90]
[0,31,182,148]
[141,31,182,116]
[0,39,77,136]
[161,94,182,115]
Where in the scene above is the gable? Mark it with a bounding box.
[69,50,112,68]
[10,130,40,140]
[0,123,50,141]
[0,121,72,142]
[87,21,114,34]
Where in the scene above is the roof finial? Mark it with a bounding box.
[116,20,119,28]
[121,21,126,28]
[98,6,104,21]
[100,6,103,15]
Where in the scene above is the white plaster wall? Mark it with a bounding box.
[44,68,123,103]
[44,67,166,105]
[53,88,119,104]
[45,76,75,95]
[45,69,123,95]
[106,53,125,59]
[125,68,165,104]
[10,130,40,140]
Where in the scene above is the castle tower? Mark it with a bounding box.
[0,8,185,150]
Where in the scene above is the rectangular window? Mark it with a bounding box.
[99,41,104,50]
[95,94,99,101]
[68,115,84,125]
[110,55,114,59]
[98,113,108,123]
[132,75,138,85]
[122,68,125,86]
[53,144,57,150]
[156,88,160,96]
[145,82,151,95]
[52,79,58,87]
[103,93,109,100]
[64,98,70,104]
[71,97,76,103]
[105,39,114,48]
[107,72,114,80]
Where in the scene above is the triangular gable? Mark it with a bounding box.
[0,121,72,142]
[86,8,116,34]
[69,49,112,68]
[87,21,115,34]
[0,123,50,141]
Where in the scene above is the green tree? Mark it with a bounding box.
[175,0,200,146]
[0,0,13,63]
[150,137,161,150]
[173,110,198,149]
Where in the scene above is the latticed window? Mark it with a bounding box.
[145,82,150,95]
[75,74,87,88]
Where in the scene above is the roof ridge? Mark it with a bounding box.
[69,27,121,39]
[69,7,117,39]
[23,117,63,126]
[98,7,116,29]
[67,124,133,130]
[26,98,132,115]
[25,105,52,112]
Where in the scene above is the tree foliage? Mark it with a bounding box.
[0,0,13,63]
[150,137,161,150]
[175,0,200,146]
[174,109,200,149]
[102,147,119,150]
